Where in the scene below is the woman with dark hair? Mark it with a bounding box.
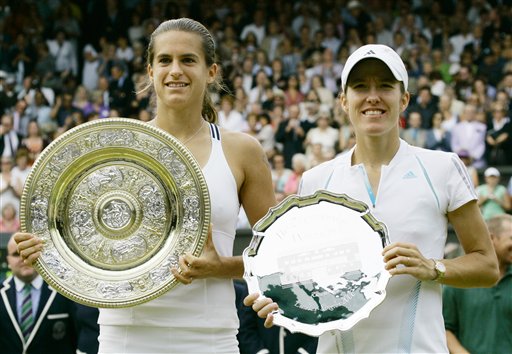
[15,18,276,353]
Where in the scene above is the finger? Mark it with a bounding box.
[257,302,279,320]
[181,252,197,268]
[13,232,34,244]
[385,255,413,270]
[252,297,273,312]
[24,252,41,266]
[178,254,195,276]
[264,313,275,328]
[243,293,260,307]
[171,267,193,285]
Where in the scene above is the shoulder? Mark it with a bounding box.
[220,128,263,154]
[220,128,268,172]
[406,144,458,166]
[301,155,343,193]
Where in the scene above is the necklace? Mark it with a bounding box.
[181,120,205,145]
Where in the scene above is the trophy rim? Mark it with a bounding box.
[20,117,211,308]
[243,190,390,336]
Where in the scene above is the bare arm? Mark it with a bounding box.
[443,200,499,287]
[446,330,470,354]
[173,132,276,283]
[382,201,499,287]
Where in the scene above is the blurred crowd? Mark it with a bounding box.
[1,0,512,232]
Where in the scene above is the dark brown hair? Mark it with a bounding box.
[142,18,222,123]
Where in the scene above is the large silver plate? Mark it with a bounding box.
[20,118,210,308]
[243,190,390,336]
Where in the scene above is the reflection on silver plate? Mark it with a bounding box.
[243,190,390,336]
[20,118,210,308]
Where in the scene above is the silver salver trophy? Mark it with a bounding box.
[20,118,210,308]
[243,190,391,336]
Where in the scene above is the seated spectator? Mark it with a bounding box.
[426,111,451,152]
[450,104,487,169]
[401,111,427,148]
[476,167,511,220]
[256,113,275,159]
[407,86,439,129]
[304,111,338,160]
[0,157,20,218]
[485,103,511,166]
[9,147,31,198]
[0,202,20,233]
[275,105,308,169]
[20,121,48,165]
[271,153,292,203]
[218,95,247,132]
[283,153,308,197]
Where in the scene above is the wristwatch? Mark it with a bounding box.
[431,259,446,282]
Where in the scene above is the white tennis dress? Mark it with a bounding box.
[299,139,476,354]
[98,123,241,353]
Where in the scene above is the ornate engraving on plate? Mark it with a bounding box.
[21,118,210,308]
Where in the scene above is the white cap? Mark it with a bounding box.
[484,167,500,177]
[341,44,408,92]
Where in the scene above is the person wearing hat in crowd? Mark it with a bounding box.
[476,167,511,220]
[245,44,499,354]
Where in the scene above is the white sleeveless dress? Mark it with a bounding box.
[98,123,241,353]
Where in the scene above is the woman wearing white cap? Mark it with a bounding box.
[245,44,499,353]
[476,167,511,220]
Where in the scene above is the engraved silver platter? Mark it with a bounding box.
[243,190,390,336]
[20,118,210,308]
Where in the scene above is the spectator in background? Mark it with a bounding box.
[426,111,452,152]
[255,112,275,159]
[0,156,19,217]
[1,235,79,354]
[7,33,36,86]
[0,113,22,159]
[50,92,79,128]
[275,104,308,169]
[485,102,511,166]
[10,99,31,140]
[476,167,511,220]
[407,86,439,129]
[443,214,512,354]
[27,89,54,135]
[283,74,304,107]
[401,111,427,148]
[108,61,135,117]
[0,202,20,233]
[9,147,30,198]
[457,149,479,188]
[240,9,266,46]
[260,19,284,62]
[46,28,78,79]
[21,120,49,165]
[81,44,100,92]
[304,110,338,161]
[218,94,247,132]
[270,152,292,203]
[450,104,487,169]
[283,152,308,197]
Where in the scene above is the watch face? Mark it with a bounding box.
[435,261,446,273]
